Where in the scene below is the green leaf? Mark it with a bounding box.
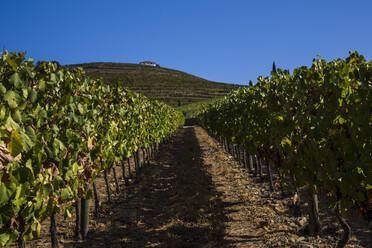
[281,137,291,147]
[72,162,78,174]
[22,88,28,99]
[4,90,21,109]
[357,167,365,176]
[0,183,16,206]
[50,73,57,83]
[20,130,34,152]
[63,207,72,219]
[29,89,37,103]
[9,73,22,88]
[0,106,6,120]
[52,175,64,190]
[8,231,18,245]
[31,219,41,238]
[38,80,46,92]
[25,159,34,176]
[25,126,36,143]
[53,138,65,156]
[23,229,33,241]
[5,116,20,131]
[12,110,22,123]
[6,58,18,71]
[0,83,6,94]
[13,185,22,203]
[42,184,52,197]
[7,130,23,157]
[77,103,85,114]
[0,184,9,206]
[64,170,74,181]
[0,233,10,246]
[61,187,72,200]
[40,109,47,119]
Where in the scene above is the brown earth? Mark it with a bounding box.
[26,126,372,248]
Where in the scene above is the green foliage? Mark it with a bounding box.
[177,98,222,118]
[198,52,372,218]
[0,51,184,245]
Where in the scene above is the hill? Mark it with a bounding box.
[67,62,242,107]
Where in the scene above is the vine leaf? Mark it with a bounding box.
[4,91,21,109]
[7,130,23,157]
[9,73,22,88]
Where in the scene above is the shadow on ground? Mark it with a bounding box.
[67,126,231,248]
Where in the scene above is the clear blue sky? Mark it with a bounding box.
[1,0,371,85]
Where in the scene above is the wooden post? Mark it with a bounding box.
[259,158,263,177]
[249,154,254,173]
[127,157,132,178]
[92,181,100,217]
[137,147,141,170]
[308,185,321,235]
[335,203,351,248]
[291,174,301,216]
[254,155,258,177]
[17,218,25,248]
[75,199,81,239]
[267,160,275,191]
[146,148,151,166]
[112,166,120,193]
[103,169,112,202]
[80,194,90,240]
[243,150,248,171]
[50,211,59,248]
[133,152,138,172]
[121,159,128,186]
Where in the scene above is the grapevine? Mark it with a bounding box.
[0,51,184,246]
[198,52,371,247]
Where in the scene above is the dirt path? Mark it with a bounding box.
[27,126,371,248]
[73,126,228,247]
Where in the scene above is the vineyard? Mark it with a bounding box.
[0,51,371,248]
[198,52,371,247]
[66,62,241,107]
[0,52,184,247]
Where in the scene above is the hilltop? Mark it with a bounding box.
[67,62,242,107]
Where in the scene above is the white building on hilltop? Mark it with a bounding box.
[139,61,159,67]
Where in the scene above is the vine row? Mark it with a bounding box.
[0,51,184,246]
[198,52,371,247]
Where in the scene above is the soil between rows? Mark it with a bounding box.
[26,126,371,248]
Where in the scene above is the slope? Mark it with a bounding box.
[67,62,242,107]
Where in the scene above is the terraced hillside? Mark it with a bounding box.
[67,62,242,106]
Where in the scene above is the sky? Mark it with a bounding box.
[1,0,371,85]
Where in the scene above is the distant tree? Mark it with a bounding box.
[272,61,277,73]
